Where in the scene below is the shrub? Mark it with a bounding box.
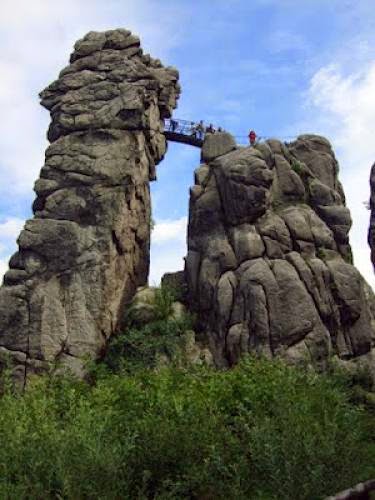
[291,158,303,174]
[328,357,375,414]
[102,317,190,374]
[101,284,196,375]
[0,357,373,499]
[153,285,176,321]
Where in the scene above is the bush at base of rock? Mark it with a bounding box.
[0,357,373,500]
[102,317,192,374]
[105,283,212,374]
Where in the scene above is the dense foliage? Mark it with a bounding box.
[103,284,195,374]
[102,317,191,374]
[0,357,373,499]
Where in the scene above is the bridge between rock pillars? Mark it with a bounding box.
[163,118,297,147]
[164,118,204,147]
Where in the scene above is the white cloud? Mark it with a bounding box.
[152,217,187,245]
[149,217,188,284]
[0,217,25,241]
[303,62,375,288]
[308,63,375,166]
[149,243,186,286]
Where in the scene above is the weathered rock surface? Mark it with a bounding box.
[201,132,236,163]
[160,272,188,306]
[368,162,375,271]
[0,29,179,384]
[186,134,375,371]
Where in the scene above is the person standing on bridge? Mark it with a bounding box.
[190,122,197,138]
[249,130,257,146]
[196,120,205,140]
[206,124,215,134]
[170,119,177,132]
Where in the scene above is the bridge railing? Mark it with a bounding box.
[164,118,205,138]
[164,118,297,146]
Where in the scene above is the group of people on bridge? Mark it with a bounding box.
[166,118,258,146]
[168,119,225,141]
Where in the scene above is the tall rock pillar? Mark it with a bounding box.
[0,29,179,383]
[186,133,375,373]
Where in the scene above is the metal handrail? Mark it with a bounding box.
[165,118,209,139]
[164,118,297,146]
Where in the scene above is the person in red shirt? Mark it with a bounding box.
[249,130,257,146]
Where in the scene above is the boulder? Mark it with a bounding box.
[201,132,236,162]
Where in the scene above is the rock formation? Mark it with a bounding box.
[368,163,375,271]
[0,28,373,384]
[0,29,179,384]
[186,133,375,371]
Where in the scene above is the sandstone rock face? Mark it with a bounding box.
[201,132,236,163]
[186,134,375,370]
[368,163,375,270]
[0,29,179,384]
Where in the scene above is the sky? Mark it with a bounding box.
[0,0,375,287]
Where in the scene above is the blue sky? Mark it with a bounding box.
[1,0,375,286]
